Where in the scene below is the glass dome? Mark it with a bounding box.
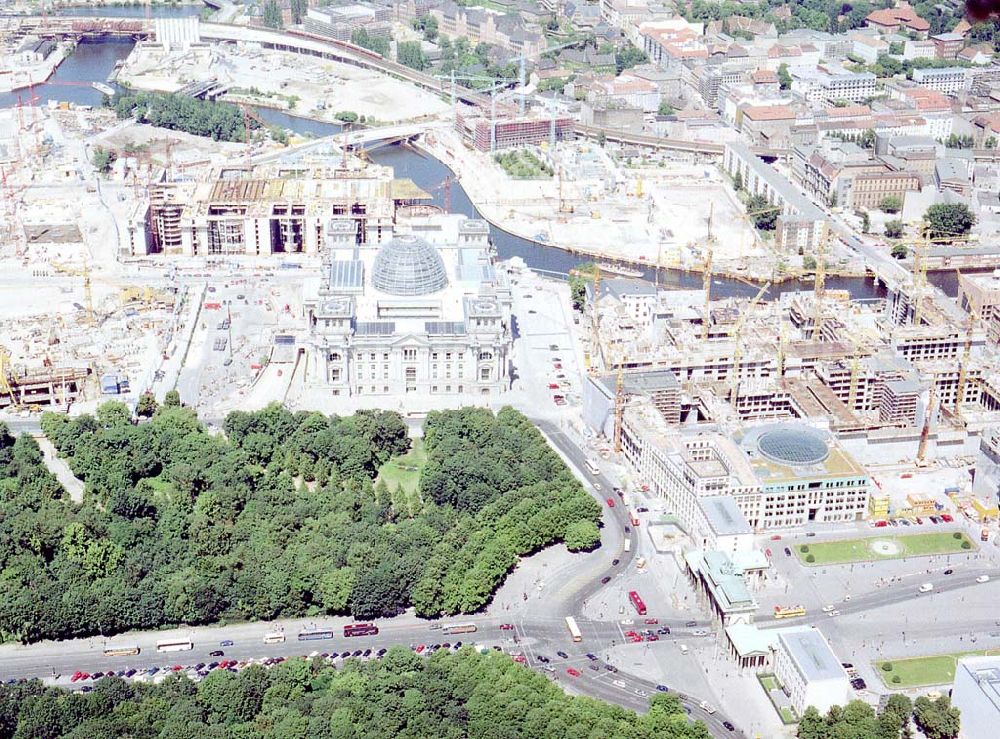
[757,426,829,466]
[371,235,448,296]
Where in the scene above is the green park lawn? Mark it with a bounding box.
[876,649,1000,688]
[796,531,975,565]
[376,438,426,494]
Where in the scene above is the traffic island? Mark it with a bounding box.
[795,532,976,565]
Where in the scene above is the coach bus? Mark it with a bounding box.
[297,629,336,641]
[263,632,286,644]
[565,616,582,642]
[156,639,193,653]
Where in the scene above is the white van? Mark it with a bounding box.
[699,700,717,714]
[679,644,689,655]
[918,583,934,593]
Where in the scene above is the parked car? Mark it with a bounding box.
[566,668,581,677]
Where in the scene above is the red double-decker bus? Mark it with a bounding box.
[628,591,647,616]
[343,623,379,637]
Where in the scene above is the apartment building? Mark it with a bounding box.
[911,66,969,95]
[723,143,826,253]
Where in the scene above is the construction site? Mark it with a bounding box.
[421,124,787,279]
[580,228,1000,475]
[116,37,451,124]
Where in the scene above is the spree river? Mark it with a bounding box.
[0,28,915,301]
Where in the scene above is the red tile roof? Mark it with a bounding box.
[865,6,930,32]
[742,104,796,121]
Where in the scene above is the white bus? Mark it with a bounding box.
[156,639,193,653]
[263,632,286,644]
[565,616,582,642]
[585,459,600,475]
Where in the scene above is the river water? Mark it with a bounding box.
[0,30,914,301]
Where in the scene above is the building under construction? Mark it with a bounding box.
[455,110,573,152]
[580,268,1000,465]
[0,365,90,410]
[126,162,431,257]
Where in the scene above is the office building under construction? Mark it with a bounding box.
[126,162,431,257]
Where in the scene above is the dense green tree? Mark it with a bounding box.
[615,45,648,74]
[109,92,252,143]
[885,220,904,240]
[777,62,792,89]
[0,650,711,737]
[925,203,975,240]
[351,28,390,56]
[135,392,158,418]
[262,0,283,28]
[397,41,430,71]
[91,147,115,174]
[880,195,903,213]
[10,404,597,641]
[746,194,778,231]
[913,696,960,739]
[163,389,181,407]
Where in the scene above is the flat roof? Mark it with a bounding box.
[725,143,824,222]
[777,626,847,683]
[699,496,752,536]
[726,623,780,657]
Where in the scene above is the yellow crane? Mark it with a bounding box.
[729,281,771,405]
[956,310,975,417]
[0,345,16,408]
[50,261,95,326]
[702,245,713,341]
[613,356,626,454]
[813,228,829,341]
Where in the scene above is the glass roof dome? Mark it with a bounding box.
[371,235,448,296]
[757,426,829,466]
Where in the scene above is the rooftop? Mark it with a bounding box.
[777,626,849,683]
[700,496,752,536]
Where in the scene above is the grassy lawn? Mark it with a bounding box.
[796,531,975,565]
[876,648,1000,688]
[779,707,797,724]
[377,438,426,494]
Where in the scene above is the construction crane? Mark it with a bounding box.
[238,103,267,170]
[911,230,929,326]
[956,308,976,416]
[729,281,771,406]
[701,203,715,341]
[916,385,936,466]
[0,345,16,408]
[613,355,626,454]
[434,72,515,152]
[507,38,584,116]
[586,264,602,373]
[812,227,828,341]
[776,315,788,378]
[50,261,95,326]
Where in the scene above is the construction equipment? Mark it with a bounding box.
[916,385,936,466]
[51,261,95,326]
[508,38,583,116]
[911,229,929,326]
[702,246,713,341]
[956,307,976,416]
[0,346,16,407]
[812,227,828,341]
[729,281,771,405]
[613,357,625,454]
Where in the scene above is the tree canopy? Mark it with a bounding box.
[108,92,255,143]
[0,650,711,738]
[924,203,975,241]
[0,404,600,642]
